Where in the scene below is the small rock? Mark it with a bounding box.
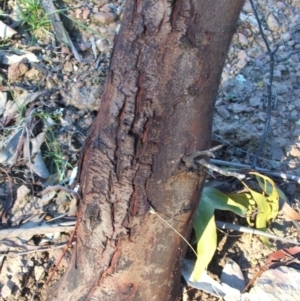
[1,280,16,298]
[249,95,261,107]
[98,0,110,6]
[272,147,284,161]
[273,69,281,81]
[276,64,287,71]
[216,106,230,119]
[75,8,82,18]
[76,81,85,88]
[290,109,298,118]
[61,47,71,54]
[96,38,109,53]
[25,68,42,81]
[230,103,251,113]
[82,7,91,20]
[238,49,248,61]
[287,40,295,47]
[276,1,287,9]
[247,47,260,58]
[100,3,115,13]
[236,50,248,69]
[288,145,300,157]
[237,33,248,45]
[8,61,29,81]
[34,266,44,280]
[286,183,296,195]
[281,32,291,42]
[94,12,117,24]
[266,13,280,32]
[272,82,289,95]
[215,98,223,106]
[291,0,300,7]
[242,1,252,13]
[63,61,73,72]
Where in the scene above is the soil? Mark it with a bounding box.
[0,0,299,300]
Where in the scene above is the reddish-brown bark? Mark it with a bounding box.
[48,1,244,300]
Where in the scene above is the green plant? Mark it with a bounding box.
[17,0,51,32]
[192,172,280,281]
[34,110,72,183]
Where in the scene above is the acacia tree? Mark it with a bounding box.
[48,1,244,300]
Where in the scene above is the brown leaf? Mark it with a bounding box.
[279,199,300,221]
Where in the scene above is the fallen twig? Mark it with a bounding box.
[197,159,246,180]
[216,220,300,245]
[0,221,75,240]
[46,218,79,285]
[210,159,300,183]
[3,241,75,257]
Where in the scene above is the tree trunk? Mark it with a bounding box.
[48,1,244,300]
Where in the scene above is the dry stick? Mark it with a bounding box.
[210,159,300,184]
[196,159,246,180]
[216,221,300,245]
[39,185,80,200]
[46,218,79,285]
[44,187,80,285]
[3,241,75,257]
[0,222,74,240]
[249,0,279,168]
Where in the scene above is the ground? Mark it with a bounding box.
[0,0,299,300]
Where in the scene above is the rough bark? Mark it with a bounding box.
[48,1,244,300]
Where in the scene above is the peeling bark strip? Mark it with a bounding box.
[48,1,244,300]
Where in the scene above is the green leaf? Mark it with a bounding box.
[252,172,279,221]
[193,197,216,281]
[243,182,272,247]
[227,192,255,226]
[192,188,249,281]
[202,188,248,216]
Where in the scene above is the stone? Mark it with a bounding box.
[236,50,248,69]
[247,47,260,58]
[266,13,280,32]
[8,61,28,81]
[230,103,251,113]
[286,183,296,195]
[82,7,91,20]
[34,266,44,280]
[75,8,82,18]
[291,0,300,7]
[238,33,248,45]
[24,68,41,81]
[96,38,109,53]
[281,32,291,42]
[288,145,300,157]
[276,1,287,9]
[100,4,116,13]
[249,96,261,107]
[94,12,117,24]
[273,69,281,81]
[98,0,110,6]
[217,106,230,119]
[63,61,73,72]
[242,1,252,13]
[272,147,284,161]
